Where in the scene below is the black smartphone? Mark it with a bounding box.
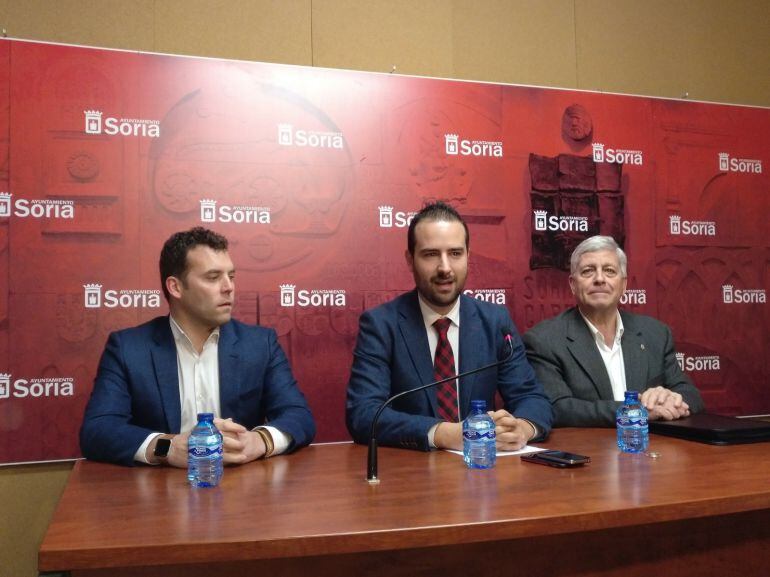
[521,450,591,468]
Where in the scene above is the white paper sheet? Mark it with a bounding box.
[446,445,547,458]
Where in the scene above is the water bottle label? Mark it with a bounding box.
[463,430,496,441]
[189,445,223,458]
[616,416,648,427]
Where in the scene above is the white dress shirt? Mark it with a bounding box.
[170,316,222,432]
[580,310,627,401]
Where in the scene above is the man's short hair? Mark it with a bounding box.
[159,227,229,300]
[569,235,628,277]
[407,201,469,255]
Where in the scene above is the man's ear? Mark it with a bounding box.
[166,276,183,300]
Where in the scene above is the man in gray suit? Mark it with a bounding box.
[523,235,704,427]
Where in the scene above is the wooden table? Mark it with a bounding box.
[39,429,770,577]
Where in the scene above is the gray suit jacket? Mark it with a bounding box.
[523,307,704,427]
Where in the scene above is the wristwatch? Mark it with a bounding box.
[153,437,172,461]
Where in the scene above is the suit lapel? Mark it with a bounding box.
[151,319,182,433]
[620,312,649,392]
[458,296,482,418]
[217,321,240,420]
[565,308,615,400]
[397,292,436,413]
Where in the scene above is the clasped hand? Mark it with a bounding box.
[640,386,690,421]
[489,409,535,451]
[213,417,268,464]
[435,410,534,451]
[163,418,267,468]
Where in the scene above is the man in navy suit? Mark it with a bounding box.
[346,202,552,451]
[523,235,704,427]
[80,227,315,466]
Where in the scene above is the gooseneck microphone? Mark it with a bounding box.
[366,330,515,484]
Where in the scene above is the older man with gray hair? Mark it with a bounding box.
[523,235,704,427]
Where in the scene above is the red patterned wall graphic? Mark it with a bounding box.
[0,39,767,464]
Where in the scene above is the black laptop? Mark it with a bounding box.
[649,413,770,445]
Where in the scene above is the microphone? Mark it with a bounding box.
[366,330,515,483]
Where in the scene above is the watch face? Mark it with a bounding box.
[154,438,171,458]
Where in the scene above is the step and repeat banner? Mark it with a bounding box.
[0,39,767,464]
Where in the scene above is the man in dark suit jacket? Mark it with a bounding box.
[346,202,552,451]
[523,235,704,427]
[80,227,315,466]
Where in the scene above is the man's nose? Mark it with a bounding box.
[222,277,234,292]
[438,253,451,273]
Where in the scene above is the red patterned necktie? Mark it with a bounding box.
[433,317,458,422]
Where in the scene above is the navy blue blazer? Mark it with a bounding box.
[80,316,315,465]
[523,307,705,427]
[346,290,553,451]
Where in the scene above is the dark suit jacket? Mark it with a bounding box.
[346,290,553,450]
[80,316,315,465]
[523,307,704,427]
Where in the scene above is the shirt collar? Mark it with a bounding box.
[579,309,624,347]
[169,315,220,352]
[417,293,461,329]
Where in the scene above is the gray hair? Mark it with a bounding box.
[569,235,627,277]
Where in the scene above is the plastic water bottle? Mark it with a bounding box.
[616,391,649,453]
[463,400,496,469]
[188,413,223,487]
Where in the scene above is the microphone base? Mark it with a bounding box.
[366,477,381,485]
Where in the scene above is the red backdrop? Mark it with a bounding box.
[0,39,767,464]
